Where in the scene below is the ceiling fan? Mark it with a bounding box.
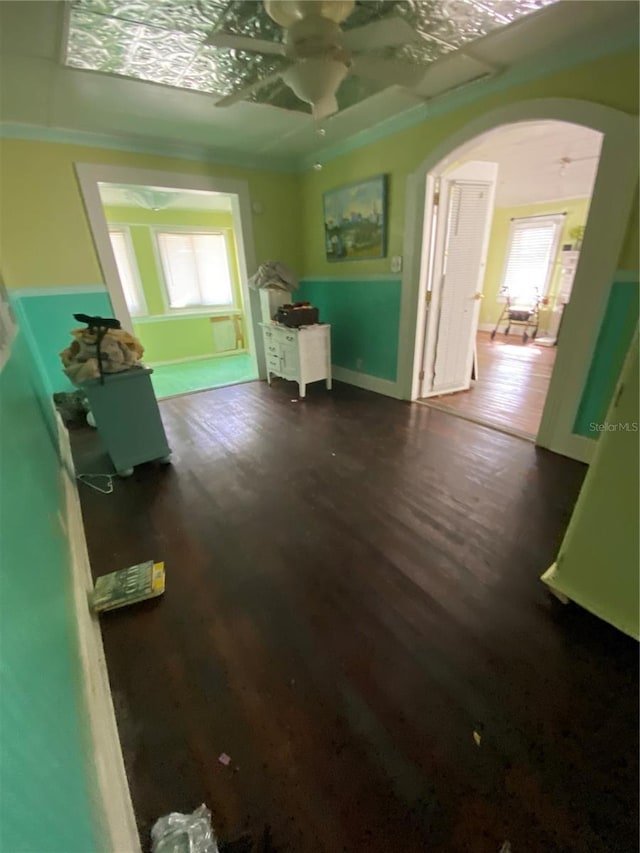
[206,0,428,119]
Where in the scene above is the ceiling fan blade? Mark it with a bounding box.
[353,56,427,89]
[343,17,421,52]
[312,94,339,120]
[206,31,286,56]
[214,70,285,107]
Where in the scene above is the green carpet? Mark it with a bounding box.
[149,354,257,399]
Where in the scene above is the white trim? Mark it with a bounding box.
[331,365,402,399]
[107,225,148,317]
[56,413,140,853]
[133,309,243,324]
[73,163,262,377]
[8,285,108,299]
[399,98,638,462]
[147,350,248,368]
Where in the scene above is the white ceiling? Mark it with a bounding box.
[99,183,233,211]
[454,121,602,206]
[0,1,636,172]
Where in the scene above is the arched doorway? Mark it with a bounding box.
[397,99,638,462]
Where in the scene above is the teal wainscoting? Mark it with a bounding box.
[574,276,639,437]
[297,277,401,381]
[11,287,114,395]
[0,329,99,852]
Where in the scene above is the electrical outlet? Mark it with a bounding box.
[391,255,403,273]
[356,357,363,370]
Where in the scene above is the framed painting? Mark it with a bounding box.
[323,174,387,262]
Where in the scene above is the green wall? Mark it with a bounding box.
[0,330,100,851]
[296,49,638,436]
[11,289,114,395]
[0,137,303,289]
[103,205,247,364]
[297,277,401,381]
[300,50,638,279]
[479,197,592,327]
[545,331,639,638]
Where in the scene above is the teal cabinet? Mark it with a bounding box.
[82,368,171,475]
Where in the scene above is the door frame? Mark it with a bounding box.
[74,163,263,378]
[398,98,638,463]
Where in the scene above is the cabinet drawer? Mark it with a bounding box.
[271,327,298,346]
[266,355,281,372]
[265,342,280,357]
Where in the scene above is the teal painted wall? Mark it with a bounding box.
[0,330,99,851]
[297,278,401,381]
[11,289,114,394]
[574,278,640,437]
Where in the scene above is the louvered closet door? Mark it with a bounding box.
[421,161,497,398]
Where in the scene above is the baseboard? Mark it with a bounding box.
[332,365,402,399]
[56,414,141,852]
[148,349,248,368]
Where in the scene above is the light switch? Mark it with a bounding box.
[391,255,403,273]
[252,201,263,215]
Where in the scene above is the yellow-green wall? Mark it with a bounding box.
[103,205,246,363]
[479,197,592,327]
[301,50,639,278]
[0,138,303,289]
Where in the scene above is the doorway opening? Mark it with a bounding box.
[97,182,257,399]
[414,120,602,440]
[75,164,262,401]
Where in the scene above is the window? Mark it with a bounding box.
[498,214,565,306]
[156,231,234,310]
[108,229,146,316]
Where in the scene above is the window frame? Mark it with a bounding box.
[497,213,566,304]
[153,226,238,316]
[107,226,148,317]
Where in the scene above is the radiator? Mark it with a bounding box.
[211,317,236,353]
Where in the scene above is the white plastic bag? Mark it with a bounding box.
[151,804,219,853]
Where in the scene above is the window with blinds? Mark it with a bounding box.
[498,214,565,306]
[108,229,146,316]
[156,231,234,310]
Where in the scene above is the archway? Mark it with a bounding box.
[398,99,638,462]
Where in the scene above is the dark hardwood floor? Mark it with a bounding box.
[70,379,639,853]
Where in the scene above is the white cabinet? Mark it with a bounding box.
[261,323,332,398]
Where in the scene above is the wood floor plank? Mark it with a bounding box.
[70,379,638,853]
[422,331,557,436]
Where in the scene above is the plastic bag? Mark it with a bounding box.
[151,804,220,853]
[248,261,298,293]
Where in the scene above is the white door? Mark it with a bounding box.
[420,161,498,398]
